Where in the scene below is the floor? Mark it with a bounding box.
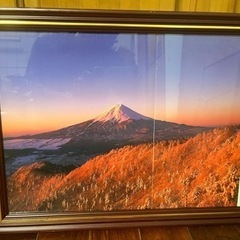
[0,225,240,240]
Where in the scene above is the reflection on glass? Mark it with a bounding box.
[0,32,239,212]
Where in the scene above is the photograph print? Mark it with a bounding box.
[0,31,239,213]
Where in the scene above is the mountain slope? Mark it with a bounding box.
[7,126,240,212]
[4,104,209,177]
[5,104,208,155]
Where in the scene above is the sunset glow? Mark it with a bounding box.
[0,32,240,137]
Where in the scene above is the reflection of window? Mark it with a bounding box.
[200,51,240,125]
[202,51,240,99]
[25,33,137,89]
[0,32,38,76]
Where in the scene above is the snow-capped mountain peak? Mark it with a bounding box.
[93,104,151,123]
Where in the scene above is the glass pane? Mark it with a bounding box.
[0,31,239,212]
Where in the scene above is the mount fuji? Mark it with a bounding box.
[5,104,208,155]
[93,104,151,123]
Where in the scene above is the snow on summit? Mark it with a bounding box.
[93,104,151,123]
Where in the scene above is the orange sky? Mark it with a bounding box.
[1,33,240,137]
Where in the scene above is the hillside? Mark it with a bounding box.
[7,126,240,212]
[4,104,207,155]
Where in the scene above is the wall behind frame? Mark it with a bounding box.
[1,0,240,13]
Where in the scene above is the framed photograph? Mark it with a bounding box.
[0,8,240,232]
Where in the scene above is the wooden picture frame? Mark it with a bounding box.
[0,8,240,232]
